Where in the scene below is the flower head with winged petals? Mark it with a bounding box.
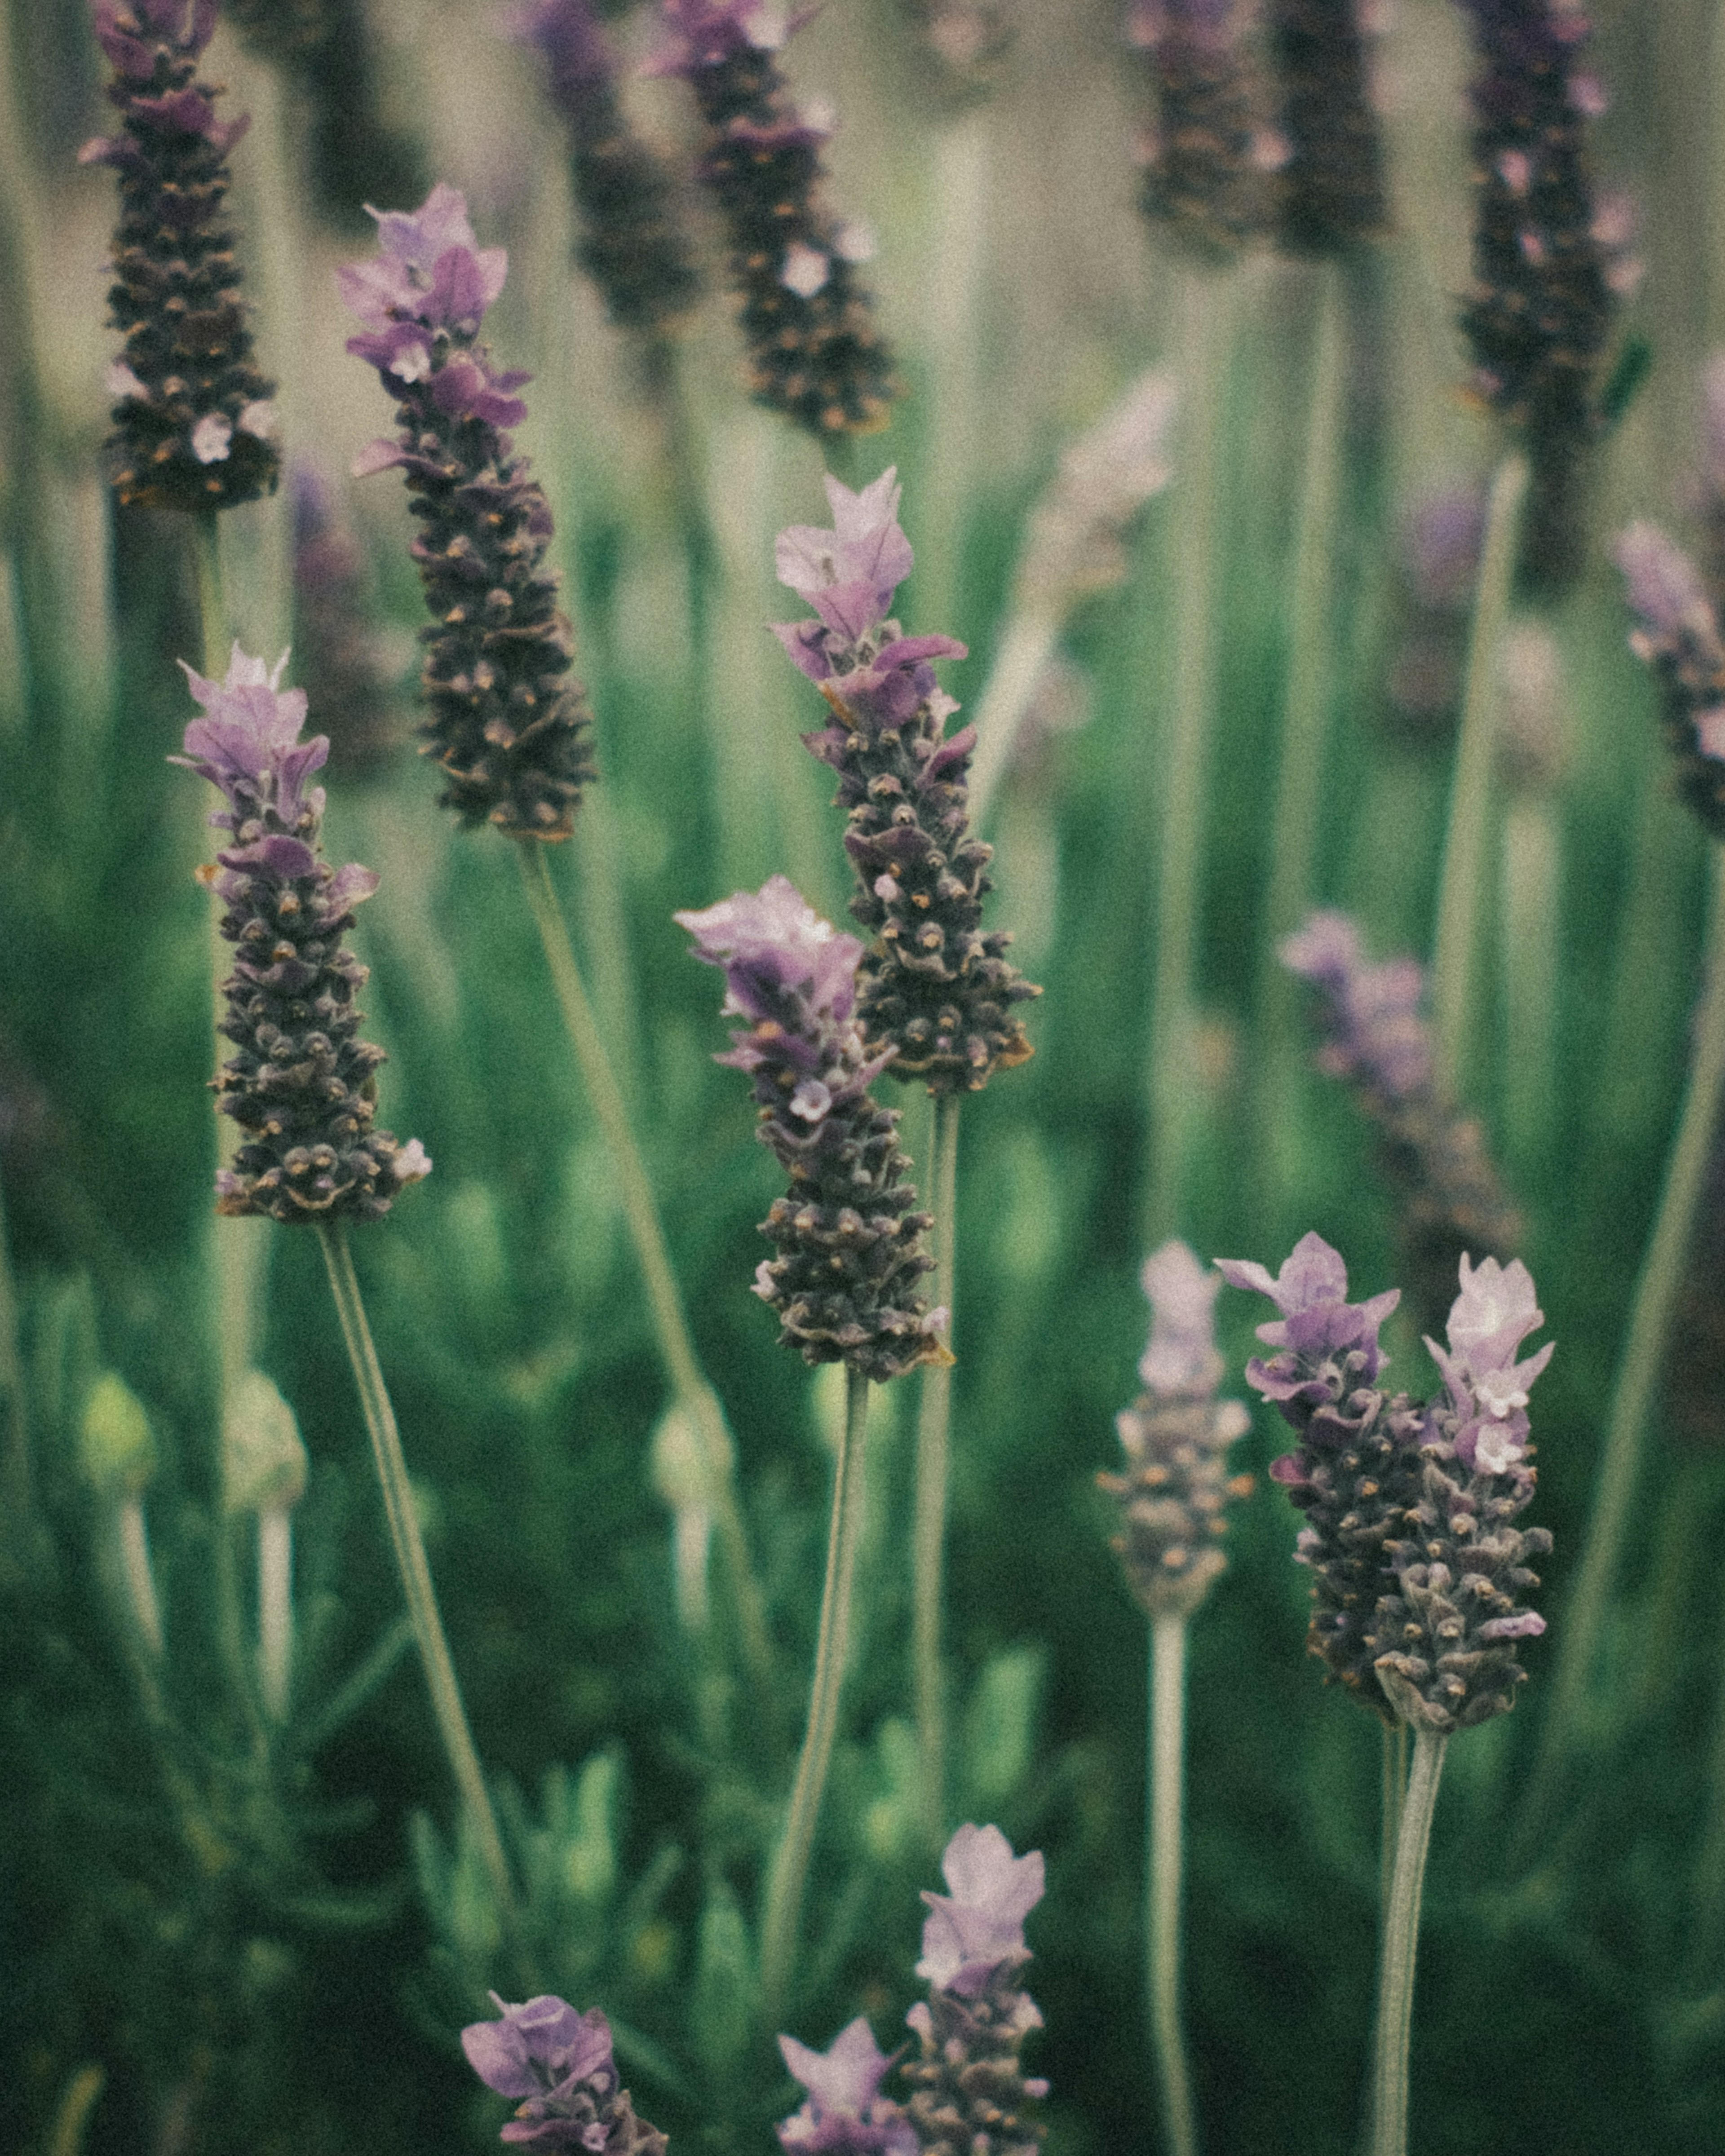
[776,2018,916,2155]
[916,1824,1045,1997]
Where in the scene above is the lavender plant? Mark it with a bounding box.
[776,2017,916,2153]
[1265,0,1387,257]
[1128,0,1269,264]
[462,1994,668,2153]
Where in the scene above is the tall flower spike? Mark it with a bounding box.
[773,469,1041,1091]
[1127,0,1274,263]
[677,875,947,1379]
[462,1994,667,2153]
[1099,1241,1252,1620]
[902,1825,1048,2156]
[1218,1236,1552,1730]
[172,645,431,1223]
[1265,0,1388,256]
[1453,0,1631,595]
[1281,909,1522,1333]
[514,0,702,337]
[647,0,898,436]
[1615,520,1725,842]
[777,2018,917,2155]
[83,0,280,512]
[339,183,596,838]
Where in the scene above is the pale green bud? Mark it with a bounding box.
[222,1370,308,1514]
[79,1372,157,1500]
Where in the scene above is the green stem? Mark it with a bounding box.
[1369,1727,1447,2156]
[1380,1720,1408,1920]
[761,1365,871,2017]
[516,841,773,1692]
[914,1091,963,1853]
[1527,845,1725,1833]
[1148,1613,1199,2156]
[316,1222,523,1970]
[45,2064,106,2156]
[1431,451,1528,1100]
[1148,265,1235,1246]
[1499,794,1562,1168]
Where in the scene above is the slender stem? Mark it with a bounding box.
[1380,1720,1408,1920]
[1148,1613,1199,2156]
[967,610,1060,835]
[1148,265,1235,1246]
[1527,845,1725,1833]
[1499,794,1562,1167]
[1369,1727,1448,2156]
[761,1366,871,2017]
[316,1222,523,1965]
[1431,451,1529,1100]
[257,1505,293,1722]
[914,1091,963,1853]
[117,1498,165,1661]
[515,841,773,1692]
[45,2065,107,2156]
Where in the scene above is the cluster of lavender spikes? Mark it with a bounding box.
[648,0,898,437]
[677,876,947,1380]
[1099,1241,1252,1620]
[1615,521,1725,842]
[461,1996,667,2153]
[1218,1234,1552,1732]
[173,647,431,1224]
[340,185,595,839]
[1281,909,1522,1333]
[772,470,1040,1093]
[84,0,279,513]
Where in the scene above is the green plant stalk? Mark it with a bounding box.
[516,841,773,1691]
[1499,794,1562,1166]
[257,1504,293,1721]
[316,1221,522,1962]
[1529,845,1725,1826]
[1147,264,1235,1246]
[1148,1612,1199,2156]
[1431,451,1529,1100]
[1380,1720,1408,1919]
[761,1365,872,2017]
[116,1496,165,1661]
[45,2064,107,2156]
[1256,267,1344,1211]
[0,1172,37,1583]
[914,1091,962,1853]
[1369,1726,1447,2156]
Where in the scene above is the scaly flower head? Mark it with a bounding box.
[916,1823,1045,1997]
[777,2019,916,2155]
[462,1994,666,2153]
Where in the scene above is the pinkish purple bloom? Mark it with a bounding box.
[1615,522,1721,654]
[677,874,866,1046]
[777,2019,916,2156]
[1137,1239,1225,1396]
[1215,1231,1400,1414]
[462,1993,665,2152]
[775,469,915,650]
[173,645,327,835]
[90,0,217,78]
[645,0,794,78]
[1424,1253,1552,1474]
[1280,911,1433,1101]
[337,182,509,385]
[916,1824,1045,1997]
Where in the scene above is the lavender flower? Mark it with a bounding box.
[677,875,946,1379]
[1265,0,1388,256]
[777,2018,916,2155]
[647,0,898,436]
[1128,0,1273,262]
[83,0,279,512]
[513,0,702,337]
[340,184,595,839]
[774,470,1040,1091]
[1614,521,1725,840]
[172,645,430,1223]
[1218,1234,1553,1730]
[901,1825,1048,2156]
[1100,1241,1253,1618]
[1281,910,1522,1333]
[461,1993,666,2153]
[1453,0,1629,594]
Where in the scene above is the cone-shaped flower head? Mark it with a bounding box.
[1101,1242,1252,1618]
[1221,1237,1552,1731]
[1280,910,1522,1333]
[513,0,701,336]
[340,184,594,839]
[84,0,279,511]
[902,1825,1049,2154]
[774,471,1041,1092]
[462,1994,667,2153]
[648,0,898,435]
[777,2019,916,2155]
[1614,520,1725,839]
[677,876,946,1379]
[173,645,430,1223]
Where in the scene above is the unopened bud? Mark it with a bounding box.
[223,1370,309,1514]
[80,1373,157,1501]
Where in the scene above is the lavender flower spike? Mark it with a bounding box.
[1101,1241,1252,1618]
[1215,1228,1399,1415]
[777,2019,916,2155]
[1424,1253,1553,1477]
[1614,520,1725,839]
[173,645,429,1223]
[677,875,946,1380]
[774,470,1040,1092]
[340,184,595,839]
[84,0,279,511]
[461,1993,666,2153]
[902,1824,1048,2156]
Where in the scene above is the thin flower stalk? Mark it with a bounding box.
[1147,1613,1196,2156]
[463,1993,667,2152]
[1495,625,1567,1167]
[1369,1727,1447,2156]
[912,1091,961,1851]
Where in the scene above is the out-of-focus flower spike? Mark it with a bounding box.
[84,0,280,512]
[513,0,703,338]
[677,876,947,1379]
[1614,520,1725,840]
[1128,0,1276,262]
[776,2017,916,2154]
[1265,0,1388,256]
[649,0,899,436]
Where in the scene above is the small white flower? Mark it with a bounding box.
[873,874,900,901]
[790,1077,832,1122]
[191,412,234,464]
[106,359,149,401]
[781,243,830,299]
[237,400,276,439]
[833,219,876,265]
[392,1138,433,1183]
